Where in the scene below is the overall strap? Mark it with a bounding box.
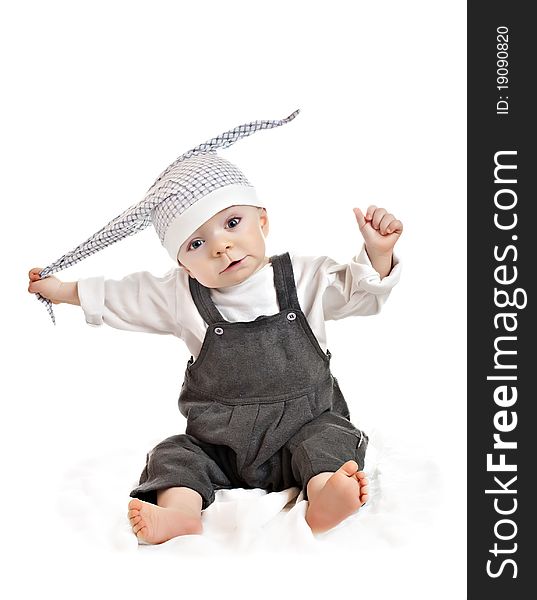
[188,276,225,326]
[271,252,301,311]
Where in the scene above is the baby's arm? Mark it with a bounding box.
[29,266,182,336]
[28,268,80,306]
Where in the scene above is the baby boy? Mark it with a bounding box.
[28,112,403,544]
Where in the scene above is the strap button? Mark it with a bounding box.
[214,327,224,335]
[287,312,296,321]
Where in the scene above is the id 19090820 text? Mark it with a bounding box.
[496,26,509,115]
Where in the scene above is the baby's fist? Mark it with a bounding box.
[28,268,61,304]
[353,206,403,255]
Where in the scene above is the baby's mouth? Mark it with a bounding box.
[222,257,245,273]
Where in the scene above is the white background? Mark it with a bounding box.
[2,0,466,597]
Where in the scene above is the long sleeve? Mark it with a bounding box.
[321,245,401,320]
[77,269,182,337]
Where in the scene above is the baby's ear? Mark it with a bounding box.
[178,262,194,277]
[258,207,269,231]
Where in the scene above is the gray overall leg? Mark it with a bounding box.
[285,411,369,500]
[130,433,238,510]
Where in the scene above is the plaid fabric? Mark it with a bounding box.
[150,152,252,246]
[36,109,299,324]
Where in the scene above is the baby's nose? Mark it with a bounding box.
[213,240,233,255]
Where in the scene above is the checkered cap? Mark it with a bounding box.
[151,152,258,260]
[36,109,300,325]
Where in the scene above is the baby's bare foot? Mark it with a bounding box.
[305,460,369,534]
[127,498,202,544]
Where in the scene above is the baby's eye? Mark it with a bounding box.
[227,217,241,228]
[189,239,204,250]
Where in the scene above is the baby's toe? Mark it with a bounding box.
[355,473,368,488]
[128,498,143,511]
[130,515,142,526]
[339,460,359,477]
[133,521,146,535]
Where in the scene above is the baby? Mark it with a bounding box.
[28,112,403,544]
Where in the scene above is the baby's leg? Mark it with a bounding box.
[285,412,369,534]
[128,433,233,544]
[128,487,203,544]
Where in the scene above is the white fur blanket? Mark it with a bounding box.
[57,428,442,556]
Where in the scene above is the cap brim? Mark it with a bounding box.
[163,184,261,262]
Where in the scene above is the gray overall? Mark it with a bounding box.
[130,252,368,510]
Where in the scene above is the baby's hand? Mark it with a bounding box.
[353,206,403,257]
[28,268,62,304]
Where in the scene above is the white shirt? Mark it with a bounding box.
[77,245,401,358]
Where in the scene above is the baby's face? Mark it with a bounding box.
[177,205,270,288]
